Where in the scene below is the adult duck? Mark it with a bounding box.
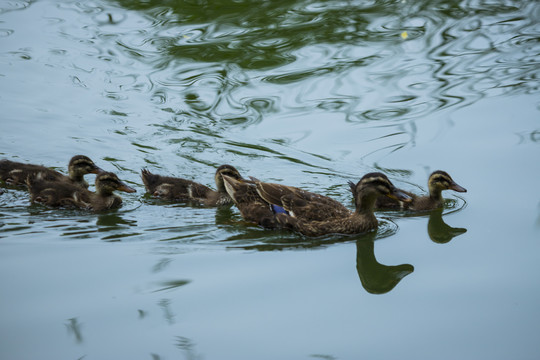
[224,172,411,236]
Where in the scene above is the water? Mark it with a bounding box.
[1,0,539,359]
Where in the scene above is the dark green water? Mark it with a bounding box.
[1,0,539,359]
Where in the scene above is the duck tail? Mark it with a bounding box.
[347,180,357,197]
[141,168,160,193]
[221,174,241,201]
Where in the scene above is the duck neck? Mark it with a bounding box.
[355,193,377,215]
[69,168,84,182]
[96,187,113,197]
[429,187,443,203]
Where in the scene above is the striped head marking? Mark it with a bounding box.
[357,172,395,196]
[69,155,103,176]
[429,170,467,193]
[96,172,135,194]
[355,172,411,203]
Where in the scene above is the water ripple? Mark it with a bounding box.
[0,0,33,14]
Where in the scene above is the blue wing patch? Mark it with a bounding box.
[271,204,288,214]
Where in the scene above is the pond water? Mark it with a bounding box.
[1,0,539,359]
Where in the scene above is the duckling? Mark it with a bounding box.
[141,164,244,206]
[375,170,466,211]
[26,171,135,211]
[224,172,411,237]
[0,155,103,189]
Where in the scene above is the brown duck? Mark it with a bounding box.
[375,170,466,211]
[224,172,411,237]
[26,171,135,211]
[0,155,103,189]
[141,164,245,206]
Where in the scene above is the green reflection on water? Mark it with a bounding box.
[427,208,467,244]
[356,230,414,294]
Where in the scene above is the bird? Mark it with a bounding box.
[26,171,135,211]
[224,172,411,237]
[141,164,245,206]
[375,170,466,211]
[0,155,103,189]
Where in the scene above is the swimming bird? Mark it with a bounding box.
[224,172,411,236]
[141,164,245,206]
[26,171,135,211]
[375,170,466,211]
[0,155,103,189]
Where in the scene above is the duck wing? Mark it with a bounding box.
[253,180,350,221]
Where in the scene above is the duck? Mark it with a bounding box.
[375,170,466,211]
[26,171,135,211]
[141,164,245,206]
[223,172,411,237]
[0,155,103,189]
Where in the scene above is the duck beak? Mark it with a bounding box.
[449,181,467,193]
[387,188,412,203]
[118,182,136,193]
[91,166,106,175]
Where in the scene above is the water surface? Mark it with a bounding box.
[1,0,539,359]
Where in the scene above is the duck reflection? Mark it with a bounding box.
[427,208,467,244]
[96,213,138,241]
[356,231,413,294]
[376,196,467,244]
[214,205,236,226]
[96,213,137,227]
[222,220,413,293]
